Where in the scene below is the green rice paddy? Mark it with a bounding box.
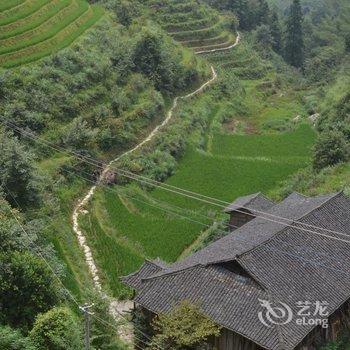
[0,0,103,67]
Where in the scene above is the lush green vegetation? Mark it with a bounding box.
[0,0,209,346]
[148,301,221,350]
[84,31,316,297]
[0,0,349,347]
[0,0,103,67]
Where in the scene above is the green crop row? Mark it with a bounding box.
[171,20,225,42]
[0,0,71,40]
[0,5,103,67]
[193,34,236,51]
[0,0,87,54]
[163,16,216,32]
[153,145,311,211]
[83,187,210,297]
[0,0,51,26]
[0,0,25,12]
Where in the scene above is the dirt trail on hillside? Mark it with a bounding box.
[71,32,240,343]
[196,32,240,54]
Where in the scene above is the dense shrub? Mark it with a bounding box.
[305,46,343,83]
[109,0,141,26]
[29,307,83,350]
[132,27,195,93]
[148,301,221,350]
[0,132,40,208]
[0,252,59,332]
[0,17,205,157]
[313,131,349,170]
[0,326,35,350]
[346,33,350,52]
[254,24,274,52]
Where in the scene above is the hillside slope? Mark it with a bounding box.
[149,0,237,53]
[0,0,103,68]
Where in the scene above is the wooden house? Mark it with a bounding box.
[122,192,350,350]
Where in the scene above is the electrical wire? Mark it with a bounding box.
[2,118,349,244]
[3,185,159,349]
[62,166,350,276]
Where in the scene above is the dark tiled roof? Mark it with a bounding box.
[224,192,275,213]
[152,192,338,277]
[135,265,281,350]
[239,192,350,349]
[121,259,167,290]
[122,192,350,350]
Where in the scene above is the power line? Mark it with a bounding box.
[5,115,347,241]
[70,164,344,265]
[91,313,149,350]
[4,185,81,307]
[61,165,350,277]
[3,129,348,350]
[3,185,157,349]
[2,118,349,244]
[0,34,348,349]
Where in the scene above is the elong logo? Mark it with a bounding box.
[258,299,329,329]
[258,299,293,327]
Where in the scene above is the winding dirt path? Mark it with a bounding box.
[72,65,217,292]
[72,32,240,342]
[196,32,240,54]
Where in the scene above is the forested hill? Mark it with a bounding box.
[0,0,349,349]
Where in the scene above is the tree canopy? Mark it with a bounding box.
[285,0,304,68]
[148,301,221,350]
[29,307,83,350]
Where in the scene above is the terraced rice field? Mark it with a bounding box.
[83,44,316,297]
[149,0,236,53]
[0,0,103,68]
[81,1,317,297]
[84,122,315,297]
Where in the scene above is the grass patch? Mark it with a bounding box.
[212,124,315,158]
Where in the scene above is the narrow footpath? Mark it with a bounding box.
[72,33,240,342]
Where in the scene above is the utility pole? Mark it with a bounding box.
[80,303,94,350]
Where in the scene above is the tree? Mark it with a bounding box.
[255,25,274,51]
[148,301,221,350]
[270,11,283,53]
[257,0,270,25]
[133,29,163,84]
[132,28,182,92]
[63,117,95,151]
[0,132,39,208]
[305,46,342,83]
[0,251,59,332]
[111,0,140,26]
[0,326,35,350]
[231,0,254,30]
[285,0,304,68]
[313,131,350,170]
[29,307,83,350]
[0,197,24,252]
[345,33,350,52]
